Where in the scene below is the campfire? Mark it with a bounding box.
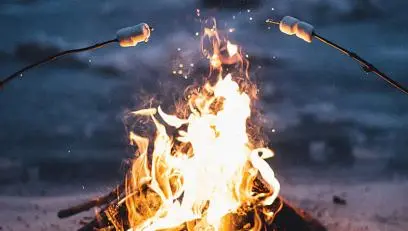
[124,18,280,231]
[58,19,326,231]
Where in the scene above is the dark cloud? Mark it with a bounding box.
[1,0,408,176]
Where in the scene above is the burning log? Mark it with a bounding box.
[272,198,326,231]
[59,169,325,230]
[58,185,326,231]
[57,184,124,219]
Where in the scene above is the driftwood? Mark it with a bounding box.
[57,184,124,219]
[272,198,326,231]
[58,183,327,231]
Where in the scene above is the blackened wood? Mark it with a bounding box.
[270,198,327,231]
[58,184,124,219]
[74,197,327,231]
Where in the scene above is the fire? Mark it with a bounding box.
[226,41,238,57]
[125,19,281,231]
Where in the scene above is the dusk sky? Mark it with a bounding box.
[1,1,408,231]
[1,0,407,169]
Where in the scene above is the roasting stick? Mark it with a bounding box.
[0,23,152,89]
[266,16,408,95]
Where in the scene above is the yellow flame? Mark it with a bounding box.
[125,18,280,231]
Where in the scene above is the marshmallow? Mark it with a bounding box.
[279,16,299,35]
[294,21,314,43]
[116,23,151,47]
[279,16,315,43]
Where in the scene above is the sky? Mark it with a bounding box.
[0,0,407,174]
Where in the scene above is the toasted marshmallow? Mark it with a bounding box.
[116,23,151,47]
[294,21,314,43]
[279,16,300,35]
[279,16,315,43]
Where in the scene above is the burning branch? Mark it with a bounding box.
[58,182,326,231]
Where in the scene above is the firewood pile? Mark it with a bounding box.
[58,180,327,231]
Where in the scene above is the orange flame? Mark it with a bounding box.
[125,18,280,231]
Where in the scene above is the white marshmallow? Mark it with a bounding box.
[116,23,151,47]
[279,16,300,35]
[279,16,315,43]
[294,21,314,43]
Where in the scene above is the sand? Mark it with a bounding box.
[0,177,407,231]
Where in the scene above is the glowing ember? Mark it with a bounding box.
[124,18,280,231]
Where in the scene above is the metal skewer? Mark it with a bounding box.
[266,17,408,95]
[0,23,152,90]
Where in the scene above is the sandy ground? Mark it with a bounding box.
[0,183,113,231]
[0,177,407,231]
[280,177,408,231]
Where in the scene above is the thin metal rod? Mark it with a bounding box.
[265,19,280,25]
[266,19,408,95]
[313,33,408,95]
[0,38,118,89]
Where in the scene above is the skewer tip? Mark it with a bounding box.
[266,19,280,25]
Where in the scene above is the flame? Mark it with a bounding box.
[226,41,238,57]
[125,18,280,231]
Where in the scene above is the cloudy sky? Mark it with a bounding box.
[0,0,407,165]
